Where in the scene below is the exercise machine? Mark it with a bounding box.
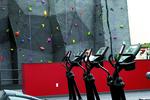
[83,47,109,100]
[62,49,87,100]
[89,44,141,100]
[62,47,109,100]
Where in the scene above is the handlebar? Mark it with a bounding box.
[62,49,88,72]
[118,44,126,61]
[86,49,92,62]
[62,51,71,62]
[108,54,116,68]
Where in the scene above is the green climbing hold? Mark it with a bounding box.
[41,24,45,28]
[40,60,43,62]
[28,6,32,12]
[87,32,92,36]
[122,41,126,45]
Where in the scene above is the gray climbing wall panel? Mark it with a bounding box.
[0,0,13,85]
[101,0,131,55]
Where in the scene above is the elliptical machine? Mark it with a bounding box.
[83,47,109,100]
[62,47,109,100]
[107,44,141,100]
[86,44,141,100]
[62,49,87,100]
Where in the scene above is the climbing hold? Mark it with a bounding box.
[10,48,14,51]
[19,9,21,14]
[6,29,9,32]
[41,0,46,4]
[120,25,124,29]
[113,36,117,40]
[40,46,45,51]
[120,7,124,10]
[40,60,43,62]
[110,8,114,11]
[28,37,31,41]
[22,55,25,57]
[71,7,74,11]
[0,56,4,62]
[44,10,48,17]
[99,33,103,36]
[48,60,52,63]
[74,23,78,27]
[15,31,20,37]
[47,37,52,43]
[123,41,126,45]
[96,4,99,7]
[72,39,76,44]
[21,39,25,43]
[56,26,59,30]
[87,32,92,36]
[1,7,6,11]
[28,5,32,12]
[41,24,45,28]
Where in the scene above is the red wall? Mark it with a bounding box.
[22,60,150,96]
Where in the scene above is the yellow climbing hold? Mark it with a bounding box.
[10,48,14,51]
[48,61,52,63]
[41,24,45,28]
[56,26,59,30]
[72,39,76,44]
[44,10,48,17]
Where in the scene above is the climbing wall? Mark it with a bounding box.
[0,0,130,86]
[8,0,53,83]
[8,0,106,62]
[52,0,105,59]
[101,0,131,55]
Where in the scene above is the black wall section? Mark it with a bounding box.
[8,19,18,84]
[0,0,13,86]
[50,15,65,62]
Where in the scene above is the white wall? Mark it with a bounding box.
[127,0,150,44]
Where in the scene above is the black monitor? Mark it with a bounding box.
[119,44,141,62]
[89,47,109,63]
[118,44,141,71]
[96,47,109,56]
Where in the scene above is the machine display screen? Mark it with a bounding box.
[124,45,139,55]
[119,44,141,62]
[96,47,108,55]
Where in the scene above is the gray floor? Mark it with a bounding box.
[0,90,150,100]
[43,91,150,100]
